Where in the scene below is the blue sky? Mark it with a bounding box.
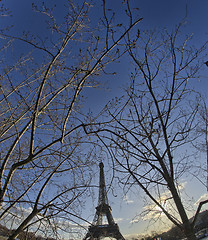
[2,0,208,109]
[83,0,208,115]
[1,0,208,239]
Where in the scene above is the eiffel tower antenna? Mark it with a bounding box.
[84,162,125,240]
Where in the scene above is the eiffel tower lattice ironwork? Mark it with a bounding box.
[84,162,125,240]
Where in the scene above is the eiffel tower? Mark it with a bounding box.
[84,162,125,240]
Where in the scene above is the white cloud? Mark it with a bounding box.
[130,217,140,224]
[123,195,134,204]
[129,182,187,223]
[130,207,165,223]
[177,181,187,191]
[195,193,208,205]
[114,217,123,222]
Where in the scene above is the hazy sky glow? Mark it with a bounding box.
[1,0,208,239]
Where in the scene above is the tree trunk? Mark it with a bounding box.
[8,209,38,240]
[169,181,197,240]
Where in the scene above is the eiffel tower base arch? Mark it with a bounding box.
[84,224,125,240]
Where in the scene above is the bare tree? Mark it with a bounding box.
[0,0,142,239]
[87,25,208,240]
